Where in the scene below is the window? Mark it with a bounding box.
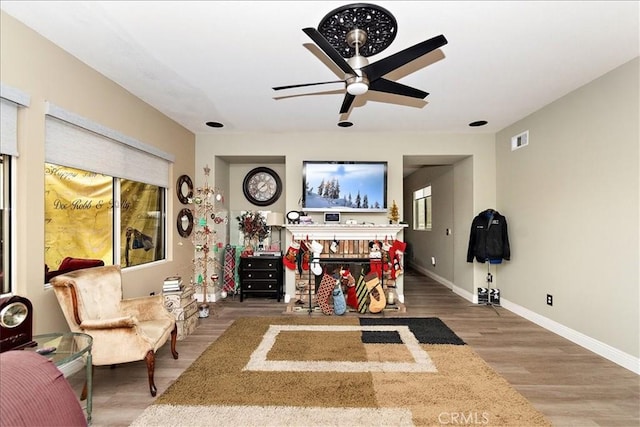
[1,83,30,295]
[44,164,166,272]
[43,102,173,281]
[413,185,432,231]
[121,179,165,267]
[0,157,10,295]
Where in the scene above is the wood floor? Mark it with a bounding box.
[70,268,639,426]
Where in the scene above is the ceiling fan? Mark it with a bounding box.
[273,3,448,115]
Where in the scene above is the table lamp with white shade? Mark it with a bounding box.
[266,212,284,253]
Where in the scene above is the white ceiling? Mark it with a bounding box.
[1,1,638,138]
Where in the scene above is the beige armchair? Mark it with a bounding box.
[50,265,178,396]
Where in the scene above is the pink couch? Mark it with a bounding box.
[0,351,86,426]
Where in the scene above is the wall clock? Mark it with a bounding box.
[177,208,194,238]
[0,295,36,353]
[176,174,193,204]
[242,167,282,206]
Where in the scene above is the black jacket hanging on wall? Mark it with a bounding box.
[467,209,511,263]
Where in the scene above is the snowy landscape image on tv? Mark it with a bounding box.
[302,161,387,212]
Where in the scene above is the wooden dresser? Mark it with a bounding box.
[239,256,283,302]
[163,286,198,340]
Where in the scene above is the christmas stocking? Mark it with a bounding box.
[298,241,310,272]
[369,241,383,278]
[310,240,323,276]
[223,244,236,292]
[381,242,390,272]
[390,240,407,279]
[316,273,335,315]
[341,269,358,309]
[365,272,386,314]
[346,286,358,309]
[382,237,392,271]
[333,283,347,315]
[283,240,299,270]
[355,271,370,314]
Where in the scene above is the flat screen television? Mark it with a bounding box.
[302,161,388,212]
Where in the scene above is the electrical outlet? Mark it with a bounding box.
[546,294,553,306]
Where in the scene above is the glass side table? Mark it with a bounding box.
[30,332,93,423]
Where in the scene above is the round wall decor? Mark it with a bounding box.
[242,167,282,206]
[177,208,194,238]
[176,174,193,204]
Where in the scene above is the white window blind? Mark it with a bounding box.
[0,83,31,157]
[45,102,174,187]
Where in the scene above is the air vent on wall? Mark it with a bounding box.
[511,130,529,151]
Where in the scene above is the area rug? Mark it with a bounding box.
[131,317,550,427]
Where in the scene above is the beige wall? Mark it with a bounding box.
[195,132,497,302]
[496,58,639,358]
[403,165,455,280]
[1,12,196,333]
[451,156,475,295]
[403,59,639,365]
[228,162,286,246]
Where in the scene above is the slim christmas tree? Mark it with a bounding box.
[191,165,224,317]
[389,200,400,223]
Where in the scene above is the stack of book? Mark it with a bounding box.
[163,276,183,293]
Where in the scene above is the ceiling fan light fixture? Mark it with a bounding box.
[346,74,369,95]
[347,81,368,96]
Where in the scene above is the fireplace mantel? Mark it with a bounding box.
[285,223,407,241]
[282,223,408,305]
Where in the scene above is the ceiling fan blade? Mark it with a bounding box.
[339,93,356,114]
[303,27,357,76]
[363,34,448,81]
[273,80,344,91]
[368,78,428,99]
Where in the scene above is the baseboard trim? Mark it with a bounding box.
[500,299,640,375]
[408,264,640,375]
[410,264,475,302]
